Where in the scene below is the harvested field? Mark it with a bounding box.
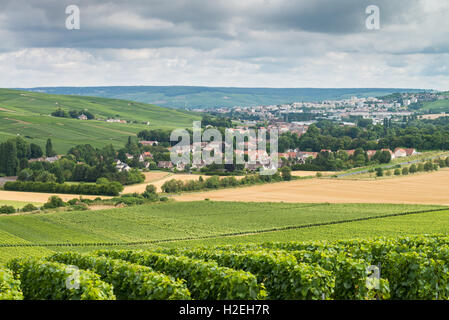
[122,171,171,193]
[174,168,449,205]
[124,172,244,193]
[291,171,336,177]
[0,190,109,203]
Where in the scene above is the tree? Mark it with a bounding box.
[18,168,34,181]
[96,177,110,185]
[402,167,409,175]
[46,139,56,157]
[281,166,292,181]
[394,168,401,176]
[375,167,384,177]
[3,141,18,176]
[42,196,66,209]
[409,164,417,174]
[424,161,434,172]
[373,150,391,164]
[35,171,57,183]
[142,184,159,201]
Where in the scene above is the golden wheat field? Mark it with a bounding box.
[174,168,449,205]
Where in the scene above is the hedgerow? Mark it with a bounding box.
[0,268,23,300]
[96,250,266,300]
[4,180,123,196]
[7,258,115,300]
[49,252,191,300]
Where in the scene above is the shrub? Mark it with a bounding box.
[381,251,449,299]
[96,177,110,185]
[409,164,417,173]
[67,204,89,211]
[402,167,409,175]
[0,206,15,214]
[42,196,66,209]
[418,163,425,172]
[0,268,23,300]
[142,184,159,202]
[7,258,115,300]
[375,167,384,177]
[21,204,38,212]
[394,168,401,176]
[49,252,191,300]
[67,198,80,206]
[424,161,434,172]
[281,166,292,181]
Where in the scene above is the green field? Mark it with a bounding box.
[0,201,447,264]
[421,99,449,112]
[0,89,201,153]
[0,200,42,209]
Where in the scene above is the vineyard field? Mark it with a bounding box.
[4,234,449,300]
[0,202,447,264]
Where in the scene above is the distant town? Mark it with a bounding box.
[198,91,447,128]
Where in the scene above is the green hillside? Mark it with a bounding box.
[421,99,449,113]
[0,89,201,153]
[0,202,446,264]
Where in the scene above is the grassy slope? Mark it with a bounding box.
[421,98,449,112]
[0,89,200,153]
[0,201,446,264]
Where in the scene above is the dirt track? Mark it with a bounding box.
[174,168,449,205]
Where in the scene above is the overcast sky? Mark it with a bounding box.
[1,0,449,89]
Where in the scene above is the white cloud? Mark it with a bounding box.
[0,0,448,89]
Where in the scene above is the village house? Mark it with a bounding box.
[176,163,186,171]
[366,150,378,159]
[78,114,88,120]
[141,151,153,159]
[158,161,173,169]
[115,160,131,172]
[29,156,61,163]
[394,148,407,158]
[404,148,418,157]
[191,160,207,170]
[139,141,158,146]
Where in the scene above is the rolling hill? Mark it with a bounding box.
[21,86,425,109]
[0,89,201,153]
